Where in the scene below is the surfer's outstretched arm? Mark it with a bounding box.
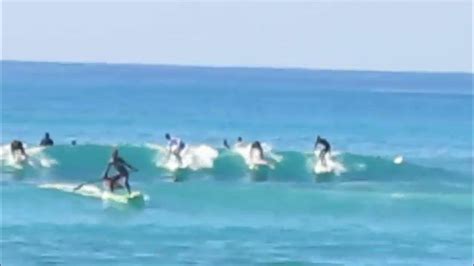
[124,161,138,172]
[102,162,112,178]
[20,147,28,157]
[314,137,322,151]
[115,157,137,172]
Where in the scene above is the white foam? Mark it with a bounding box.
[393,155,404,164]
[391,192,406,199]
[0,144,57,169]
[313,149,346,175]
[151,144,219,171]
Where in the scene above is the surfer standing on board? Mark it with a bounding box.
[165,133,186,165]
[102,149,138,194]
[314,136,331,166]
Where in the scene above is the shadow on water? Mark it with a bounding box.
[167,168,195,182]
[250,165,270,182]
[314,172,337,183]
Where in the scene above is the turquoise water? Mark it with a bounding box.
[1,61,472,265]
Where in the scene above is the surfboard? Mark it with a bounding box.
[38,183,145,205]
[102,191,145,205]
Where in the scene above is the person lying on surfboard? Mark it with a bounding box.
[102,149,138,195]
[165,133,186,165]
[10,140,28,159]
[314,136,331,167]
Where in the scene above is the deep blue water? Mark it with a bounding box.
[1,61,472,265]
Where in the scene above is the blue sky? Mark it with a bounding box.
[2,1,472,72]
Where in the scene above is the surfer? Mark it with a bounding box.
[10,140,28,158]
[39,132,54,146]
[314,136,331,166]
[165,133,186,164]
[235,137,245,148]
[250,141,265,161]
[248,140,275,169]
[102,149,138,194]
[223,137,245,149]
[223,139,231,149]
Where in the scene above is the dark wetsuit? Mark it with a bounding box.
[40,137,54,146]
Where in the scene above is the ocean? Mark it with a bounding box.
[1,61,472,265]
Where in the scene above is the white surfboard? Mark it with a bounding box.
[39,183,145,205]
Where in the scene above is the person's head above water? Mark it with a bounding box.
[237,137,243,142]
[45,132,50,138]
[165,133,171,140]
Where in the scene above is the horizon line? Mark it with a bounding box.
[2,59,473,75]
